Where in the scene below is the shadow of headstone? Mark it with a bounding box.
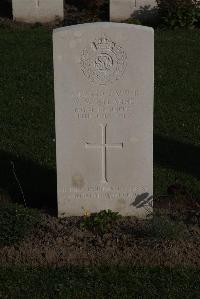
[0,150,57,215]
[0,0,12,19]
[154,134,200,180]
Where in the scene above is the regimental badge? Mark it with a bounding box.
[80,36,127,85]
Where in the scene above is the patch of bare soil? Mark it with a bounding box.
[0,183,200,267]
[0,212,199,267]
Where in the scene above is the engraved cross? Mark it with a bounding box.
[85,124,123,184]
[35,0,40,8]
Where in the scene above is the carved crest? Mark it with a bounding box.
[80,36,127,85]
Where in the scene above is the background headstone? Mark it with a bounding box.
[110,0,157,22]
[12,0,64,23]
[53,23,154,217]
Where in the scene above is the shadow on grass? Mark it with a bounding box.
[0,0,12,19]
[0,150,57,215]
[0,135,199,216]
[154,135,200,180]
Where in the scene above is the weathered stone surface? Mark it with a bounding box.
[53,22,154,217]
[12,0,64,23]
[110,0,157,21]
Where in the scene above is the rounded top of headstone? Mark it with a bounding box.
[53,23,153,86]
[53,22,154,35]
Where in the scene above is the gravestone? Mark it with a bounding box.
[110,0,157,22]
[12,0,64,23]
[53,22,154,217]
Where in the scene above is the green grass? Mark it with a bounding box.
[0,27,54,166]
[0,27,200,207]
[154,30,200,196]
[0,26,200,297]
[0,266,199,298]
[0,26,56,208]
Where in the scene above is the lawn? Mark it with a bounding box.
[0,26,200,297]
[0,26,199,209]
[0,266,200,298]
[154,29,200,197]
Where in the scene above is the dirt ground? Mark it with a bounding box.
[0,184,200,267]
[0,209,199,268]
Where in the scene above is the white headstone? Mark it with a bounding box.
[53,23,154,217]
[110,0,157,22]
[12,0,64,23]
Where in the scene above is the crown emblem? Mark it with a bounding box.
[91,36,115,51]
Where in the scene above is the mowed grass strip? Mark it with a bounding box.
[0,27,199,198]
[154,29,200,195]
[0,27,55,167]
[0,266,199,299]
